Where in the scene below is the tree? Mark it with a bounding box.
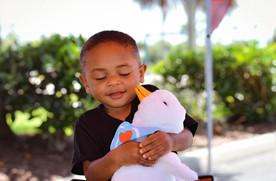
[0,34,92,146]
[135,0,201,49]
[135,0,235,49]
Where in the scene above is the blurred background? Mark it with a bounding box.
[0,0,275,180]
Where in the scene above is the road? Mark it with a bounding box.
[180,132,276,181]
[212,146,276,181]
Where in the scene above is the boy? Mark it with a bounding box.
[71,30,198,181]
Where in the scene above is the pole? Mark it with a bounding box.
[205,0,213,174]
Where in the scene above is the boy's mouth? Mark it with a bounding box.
[108,91,126,99]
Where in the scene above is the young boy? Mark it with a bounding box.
[71,30,198,181]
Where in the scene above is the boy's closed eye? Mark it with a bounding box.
[119,72,131,76]
[91,71,107,81]
[93,73,130,81]
[117,66,132,77]
[95,76,106,80]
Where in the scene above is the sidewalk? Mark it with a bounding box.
[179,131,276,174]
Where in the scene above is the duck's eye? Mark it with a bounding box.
[163,101,168,106]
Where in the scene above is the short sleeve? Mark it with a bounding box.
[71,118,104,175]
[184,114,198,136]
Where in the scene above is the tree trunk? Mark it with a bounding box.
[0,109,16,141]
[182,0,197,49]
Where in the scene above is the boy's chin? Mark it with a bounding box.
[103,99,131,109]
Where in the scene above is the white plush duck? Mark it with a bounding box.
[110,85,198,181]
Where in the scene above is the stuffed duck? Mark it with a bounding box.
[110,85,198,181]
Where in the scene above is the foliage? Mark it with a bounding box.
[153,41,276,124]
[0,34,93,149]
[139,40,172,64]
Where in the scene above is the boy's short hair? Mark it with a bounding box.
[80,30,141,69]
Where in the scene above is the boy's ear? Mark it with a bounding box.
[139,64,147,83]
[79,74,90,94]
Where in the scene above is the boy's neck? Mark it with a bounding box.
[104,104,132,121]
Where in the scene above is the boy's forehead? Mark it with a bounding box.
[83,48,139,71]
[89,63,133,73]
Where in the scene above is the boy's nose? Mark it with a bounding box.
[107,76,121,86]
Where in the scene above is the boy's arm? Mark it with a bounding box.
[83,141,156,181]
[169,127,193,151]
[83,151,118,181]
[139,128,193,161]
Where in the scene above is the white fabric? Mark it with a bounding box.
[112,90,198,181]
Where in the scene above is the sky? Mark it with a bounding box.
[0,0,276,45]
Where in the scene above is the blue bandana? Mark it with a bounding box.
[110,121,159,150]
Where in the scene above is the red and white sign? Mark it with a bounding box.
[211,0,233,33]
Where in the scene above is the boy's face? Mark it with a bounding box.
[80,42,146,111]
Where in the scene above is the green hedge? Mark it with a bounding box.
[153,42,276,124]
[0,34,94,148]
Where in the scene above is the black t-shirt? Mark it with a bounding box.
[71,84,198,175]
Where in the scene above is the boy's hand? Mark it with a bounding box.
[139,131,174,161]
[112,141,156,167]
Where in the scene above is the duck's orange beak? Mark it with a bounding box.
[135,85,151,101]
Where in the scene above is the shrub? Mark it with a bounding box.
[153,42,276,124]
[0,34,94,149]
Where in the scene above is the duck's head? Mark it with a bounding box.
[133,85,186,133]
